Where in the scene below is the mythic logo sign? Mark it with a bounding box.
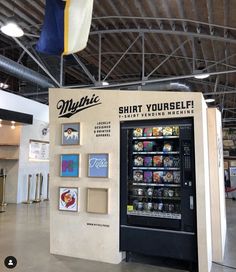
[57,94,101,118]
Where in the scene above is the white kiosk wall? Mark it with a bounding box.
[207,108,226,262]
[49,89,212,272]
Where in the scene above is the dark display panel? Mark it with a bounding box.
[120,118,198,267]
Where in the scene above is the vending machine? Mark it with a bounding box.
[120,118,197,267]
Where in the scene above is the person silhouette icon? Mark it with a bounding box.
[4,256,17,269]
[8,259,13,266]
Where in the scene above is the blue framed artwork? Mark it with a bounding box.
[88,153,109,178]
[61,123,80,145]
[60,154,79,177]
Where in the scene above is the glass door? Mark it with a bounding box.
[127,126,182,224]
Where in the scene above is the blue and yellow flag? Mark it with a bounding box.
[36,0,94,55]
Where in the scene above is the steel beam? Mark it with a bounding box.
[1,1,40,30]
[12,37,60,87]
[224,0,229,37]
[176,0,187,31]
[61,69,236,91]
[198,39,209,72]
[29,45,50,71]
[97,2,141,76]
[93,16,236,32]
[224,109,236,114]
[192,38,196,72]
[214,76,219,93]
[189,78,236,93]
[102,34,137,78]
[202,52,236,72]
[90,28,236,44]
[161,1,192,72]
[84,51,236,70]
[24,33,40,38]
[204,90,236,95]
[141,32,145,81]
[15,50,26,64]
[206,0,214,34]
[93,68,236,89]
[98,33,101,83]
[149,33,178,76]
[23,91,49,96]
[72,54,96,84]
[103,34,140,81]
[147,39,189,78]
[158,3,188,73]
[86,35,121,78]
[145,1,179,74]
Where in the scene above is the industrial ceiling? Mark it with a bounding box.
[0,0,236,125]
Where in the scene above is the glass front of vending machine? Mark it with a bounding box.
[120,118,198,269]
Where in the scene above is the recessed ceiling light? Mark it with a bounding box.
[102,81,109,86]
[11,121,16,129]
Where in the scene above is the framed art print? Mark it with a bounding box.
[60,154,79,177]
[59,187,79,212]
[62,123,80,145]
[88,153,109,178]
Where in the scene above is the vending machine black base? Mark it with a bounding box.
[120,225,197,261]
[120,118,198,269]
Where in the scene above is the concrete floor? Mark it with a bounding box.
[0,200,236,272]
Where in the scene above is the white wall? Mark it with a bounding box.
[0,90,49,203]
[0,125,21,203]
[17,119,49,203]
[1,160,19,203]
[0,90,49,122]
